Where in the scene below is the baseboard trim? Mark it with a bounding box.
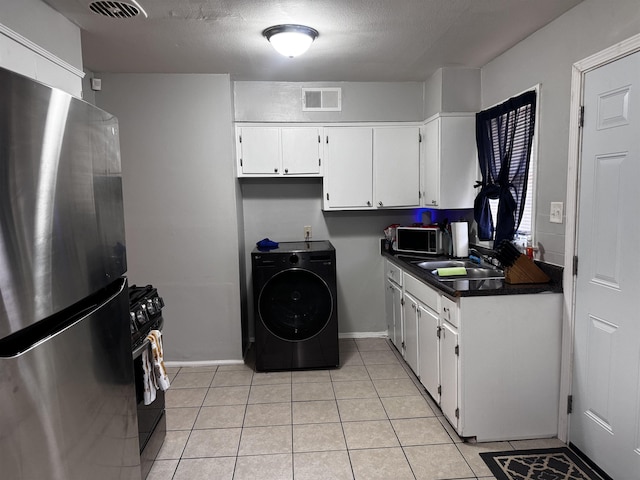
[165,359,245,368]
[339,331,389,339]
[166,332,389,367]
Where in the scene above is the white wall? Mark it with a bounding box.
[96,74,243,362]
[234,81,424,122]
[481,0,640,266]
[241,179,419,335]
[424,68,481,119]
[235,82,429,336]
[1,0,81,68]
[236,81,478,336]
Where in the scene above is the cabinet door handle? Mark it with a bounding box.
[274,168,278,173]
[284,168,288,174]
[367,201,371,206]
[378,201,383,207]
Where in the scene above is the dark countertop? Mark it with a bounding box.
[382,245,563,298]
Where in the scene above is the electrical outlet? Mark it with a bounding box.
[550,202,563,224]
[303,225,312,240]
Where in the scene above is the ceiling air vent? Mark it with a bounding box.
[89,1,140,18]
[302,88,342,112]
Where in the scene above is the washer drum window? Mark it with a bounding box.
[258,269,333,342]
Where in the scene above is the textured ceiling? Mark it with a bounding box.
[44,0,583,81]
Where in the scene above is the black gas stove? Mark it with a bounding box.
[129,284,164,350]
[128,284,166,480]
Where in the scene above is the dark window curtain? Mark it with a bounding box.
[474,90,537,245]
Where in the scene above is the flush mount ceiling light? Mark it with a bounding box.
[263,24,319,58]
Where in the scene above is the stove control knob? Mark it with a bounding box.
[136,307,148,325]
[153,297,164,310]
[289,254,299,265]
[146,299,156,315]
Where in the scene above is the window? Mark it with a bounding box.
[489,110,538,239]
[475,87,538,246]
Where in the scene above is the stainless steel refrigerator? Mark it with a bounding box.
[0,67,141,479]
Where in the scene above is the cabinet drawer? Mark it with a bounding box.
[441,296,459,328]
[404,273,439,312]
[385,260,403,286]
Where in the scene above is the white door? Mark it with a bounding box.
[385,279,403,350]
[373,126,420,208]
[402,292,419,375]
[440,320,459,430]
[238,127,280,174]
[571,50,640,479]
[281,127,322,175]
[418,303,439,402]
[323,127,373,209]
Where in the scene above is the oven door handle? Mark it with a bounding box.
[132,337,150,359]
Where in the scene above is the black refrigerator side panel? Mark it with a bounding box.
[0,278,141,480]
[0,66,126,339]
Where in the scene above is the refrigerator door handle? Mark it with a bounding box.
[0,277,127,358]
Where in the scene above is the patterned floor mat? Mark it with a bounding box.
[480,447,606,480]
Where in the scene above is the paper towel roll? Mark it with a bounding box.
[451,222,469,258]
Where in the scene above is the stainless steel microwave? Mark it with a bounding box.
[395,226,444,254]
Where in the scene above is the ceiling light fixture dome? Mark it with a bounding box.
[263,24,319,58]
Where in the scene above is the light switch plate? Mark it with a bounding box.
[550,202,563,224]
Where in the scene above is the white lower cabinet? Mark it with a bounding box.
[417,303,439,403]
[439,320,459,430]
[384,259,563,441]
[384,260,403,350]
[401,292,419,375]
[385,278,403,350]
[456,294,562,441]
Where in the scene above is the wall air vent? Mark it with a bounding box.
[89,1,140,18]
[302,88,342,111]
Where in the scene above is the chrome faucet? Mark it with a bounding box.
[469,248,498,267]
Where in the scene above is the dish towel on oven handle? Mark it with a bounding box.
[142,329,171,405]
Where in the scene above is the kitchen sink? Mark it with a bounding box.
[412,260,478,270]
[412,259,505,281]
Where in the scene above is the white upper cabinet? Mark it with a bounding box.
[281,127,323,175]
[422,114,477,209]
[237,126,280,175]
[373,126,421,208]
[236,125,322,177]
[323,127,373,209]
[323,125,420,210]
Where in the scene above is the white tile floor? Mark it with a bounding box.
[148,338,565,480]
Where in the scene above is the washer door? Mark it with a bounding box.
[258,269,333,342]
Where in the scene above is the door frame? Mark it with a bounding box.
[560,32,640,442]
